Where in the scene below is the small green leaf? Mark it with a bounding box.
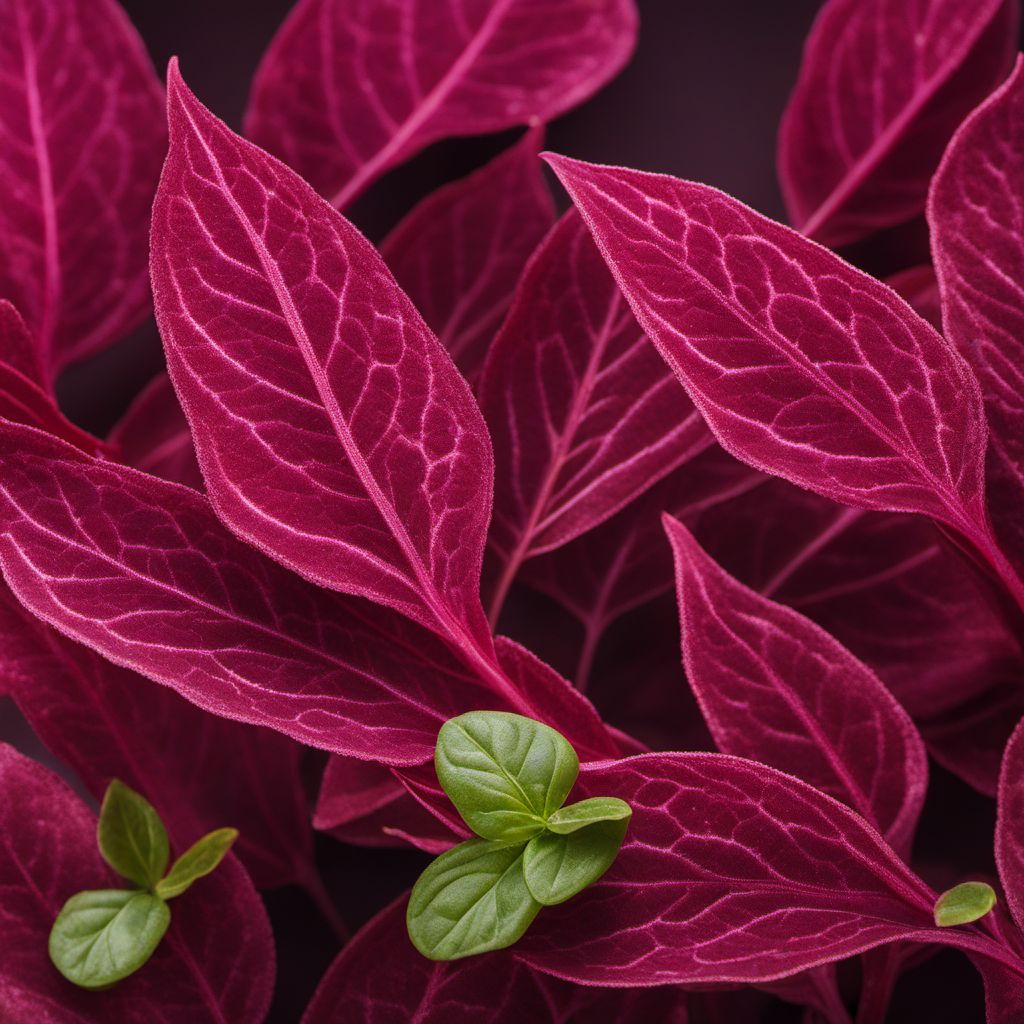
[98,780,169,889]
[547,796,632,834]
[49,889,170,988]
[435,711,578,842]
[155,827,238,899]
[933,882,998,927]
[406,838,540,960]
[523,817,630,906]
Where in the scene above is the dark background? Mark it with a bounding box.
[10,0,1001,1020]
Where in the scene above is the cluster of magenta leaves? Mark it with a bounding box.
[3,0,1024,1021]
[50,781,236,989]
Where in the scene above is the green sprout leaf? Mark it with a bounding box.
[406,838,541,960]
[546,796,632,834]
[435,711,579,842]
[155,827,239,900]
[933,882,998,927]
[523,817,630,905]
[49,889,170,989]
[97,780,169,889]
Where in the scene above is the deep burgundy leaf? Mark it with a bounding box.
[0,0,166,375]
[929,57,1024,575]
[996,717,1024,933]
[380,127,555,381]
[245,0,638,209]
[700,478,1024,795]
[664,515,927,855]
[303,895,690,1023]
[777,0,1016,246]
[521,445,763,686]
[0,301,105,454]
[480,210,710,622]
[153,63,503,671]
[515,751,951,985]
[545,156,1024,607]
[0,743,274,1022]
[0,583,314,890]
[109,373,203,490]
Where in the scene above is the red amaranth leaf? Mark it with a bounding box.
[480,210,710,622]
[777,0,1016,246]
[929,58,1024,575]
[0,0,166,375]
[664,516,927,855]
[0,584,314,890]
[245,0,638,209]
[153,62,499,662]
[545,156,1024,607]
[515,752,952,985]
[0,743,274,1022]
[380,127,555,381]
[303,895,690,1023]
[996,717,1024,933]
[109,373,202,490]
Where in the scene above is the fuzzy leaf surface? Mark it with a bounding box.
[245,0,638,208]
[0,0,166,373]
[996,717,1024,933]
[778,0,1016,245]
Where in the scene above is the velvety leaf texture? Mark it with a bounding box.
[0,743,274,1022]
[996,717,1024,933]
[109,373,203,490]
[380,127,555,381]
[0,0,166,375]
[480,210,710,620]
[153,63,499,661]
[245,0,639,209]
[545,156,1018,599]
[0,582,314,890]
[929,57,1024,575]
[515,752,942,985]
[778,0,1016,245]
[665,516,927,855]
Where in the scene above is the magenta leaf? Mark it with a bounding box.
[245,0,638,209]
[480,210,710,622]
[109,373,202,490]
[153,63,499,660]
[545,156,1024,606]
[777,0,1016,246]
[380,127,555,381]
[0,0,166,375]
[0,743,274,1022]
[996,717,1024,934]
[664,515,927,855]
[514,751,947,985]
[929,57,1024,575]
[0,583,314,891]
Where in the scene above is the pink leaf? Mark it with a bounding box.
[153,62,500,665]
[664,515,927,855]
[996,717,1024,933]
[245,0,638,209]
[544,156,1024,607]
[0,0,166,375]
[109,373,202,490]
[777,0,1016,246]
[515,752,948,985]
[0,743,274,1022]
[380,127,555,380]
[480,210,711,622]
[0,301,106,454]
[929,57,1024,575]
[0,583,314,890]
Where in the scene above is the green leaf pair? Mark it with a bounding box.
[406,711,631,961]
[49,780,237,989]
